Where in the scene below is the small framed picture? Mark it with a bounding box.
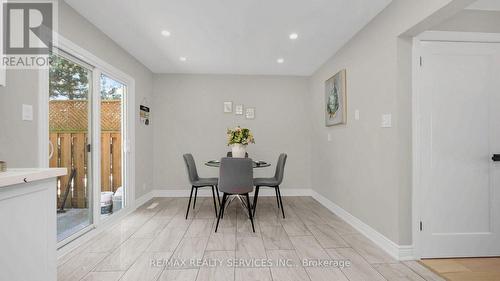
[223,101,233,113]
[245,107,255,119]
[235,104,244,115]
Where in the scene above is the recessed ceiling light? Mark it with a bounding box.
[161,30,171,37]
[277,58,284,64]
[179,56,187,61]
[289,33,298,40]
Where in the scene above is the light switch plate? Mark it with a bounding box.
[22,104,33,121]
[327,133,332,142]
[381,114,392,128]
[355,109,360,120]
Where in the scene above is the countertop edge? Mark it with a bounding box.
[0,168,68,188]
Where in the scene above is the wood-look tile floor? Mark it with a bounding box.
[421,258,500,281]
[58,196,445,281]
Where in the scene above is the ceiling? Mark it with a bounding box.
[64,0,391,75]
[467,0,500,11]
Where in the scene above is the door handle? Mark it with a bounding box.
[48,140,54,160]
[493,154,500,162]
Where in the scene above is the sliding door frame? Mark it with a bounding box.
[38,34,136,249]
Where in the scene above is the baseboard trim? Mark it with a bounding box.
[398,245,415,261]
[135,190,154,207]
[310,190,414,261]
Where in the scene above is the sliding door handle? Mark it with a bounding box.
[492,154,500,162]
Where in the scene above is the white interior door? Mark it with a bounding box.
[419,41,500,258]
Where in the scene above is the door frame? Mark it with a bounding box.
[412,31,500,259]
[38,34,136,248]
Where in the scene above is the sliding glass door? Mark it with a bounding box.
[49,49,130,245]
[49,53,93,242]
[100,74,126,218]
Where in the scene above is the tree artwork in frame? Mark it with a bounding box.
[325,69,347,126]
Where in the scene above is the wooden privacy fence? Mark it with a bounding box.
[50,132,122,208]
[50,100,122,209]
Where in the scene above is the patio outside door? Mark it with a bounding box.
[49,52,93,242]
[99,74,126,219]
[49,52,129,244]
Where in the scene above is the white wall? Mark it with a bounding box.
[153,74,311,192]
[0,70,40,167]
[0,2,154,199]
[432,10,500,33]
[307,0,473,245]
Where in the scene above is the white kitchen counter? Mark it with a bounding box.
[0,168,66,281]
[0,168,67,187]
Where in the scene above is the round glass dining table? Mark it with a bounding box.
[204,160,271,168]
[204,159,271,217]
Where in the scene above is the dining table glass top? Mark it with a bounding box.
[205,160,271,168]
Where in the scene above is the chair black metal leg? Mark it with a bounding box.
[275,187,280,209]
[221,193,227,219]
[215,193,227,233]
[277,186,285,219]
[211,186,218,217]
[245,193,255,233]
[193,188,198,209]
[252,186,260,217]
[215,185,221,205]
[185,186,194,219]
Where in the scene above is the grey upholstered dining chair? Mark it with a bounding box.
[252,153,287,218]
[215,157,255,232]
[226,151,249,158]
[183,154,220,219]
